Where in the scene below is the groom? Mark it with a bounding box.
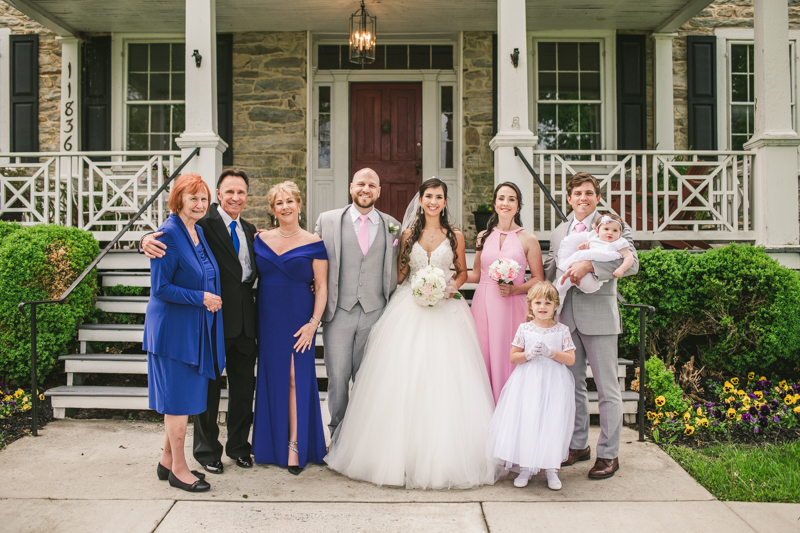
[543,172,638,480]
[314,168,401,440]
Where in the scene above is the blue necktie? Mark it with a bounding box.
[230,220,240,255]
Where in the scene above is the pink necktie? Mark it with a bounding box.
[358,214,370,255]
[573,221,586,234]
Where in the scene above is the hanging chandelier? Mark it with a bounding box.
[349,0,376,65]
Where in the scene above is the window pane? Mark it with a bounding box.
[538,133,556,150]
[128,73,148,101]
[537,104,557,132]
[319,141,330,168]
[318,45,341,69]
[409,45,430,69]
[386,45,408,69]
[128,106,149,133]
[557,43,578,71]
[151,134,171,150]
[731,135,748,151]
[151,105,170,133]
[558,134,579,150]
[441,86,453,113]
[558,104,579,132]
[731,105,750,135]
[150,74,170,100]
[581,133,600,150]
[579,104,600,133]
[539,72,557,100]
[538,42,556,71]
[731,74,749,102]
[749,74,754,103]
[171,73,185,100]
[431,45,453,70]
[172,105,185,134]
[150,44,170,72]
[363,45,386,70]
[559,72,579,100]
[441,112,453,141]
[580,72,600,100]
[128,134,147,151]
[319,86,331,112]
[580,43,600,71]
[319,115,331,141]
[442,141,453,168]
[731,44,748,73]
[171,44,185,72]
[129,44,148,72]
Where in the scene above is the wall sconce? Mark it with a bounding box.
[191,49,203,68]
[510,48,519,68]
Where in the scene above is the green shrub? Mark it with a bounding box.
[0,225,99,385]
[646,356,688,413]
[619,245,800,376]
[0,221,22,244]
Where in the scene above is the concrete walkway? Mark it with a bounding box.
[0,419,797,532]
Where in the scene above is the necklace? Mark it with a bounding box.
[279,229,301,238]
[427,228,440,242]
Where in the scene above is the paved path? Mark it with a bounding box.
[0,419,797,532]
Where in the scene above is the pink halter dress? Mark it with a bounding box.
[471,227,529,403]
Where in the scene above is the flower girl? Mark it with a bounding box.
[486,281,576,490]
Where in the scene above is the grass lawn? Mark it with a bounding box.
[663,440,800,503]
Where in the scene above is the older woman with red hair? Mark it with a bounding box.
[143,173,226,493]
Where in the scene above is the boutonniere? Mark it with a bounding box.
[388,223,399,235]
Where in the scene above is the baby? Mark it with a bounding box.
[555,213,635,313]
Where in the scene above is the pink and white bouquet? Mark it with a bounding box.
[488,258,521,285]
[411,265,447,307]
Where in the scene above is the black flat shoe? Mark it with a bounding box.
[288,465,302,475]
[235,456,253,469]
[168,471,211,492]
[202,460,224,474]
[157,463,206,481]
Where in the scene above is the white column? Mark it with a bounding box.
[58,37,80,183]
[489,0,536,232]
[652,33,676,151]
[421,72,438,181]
[331,72,350,206]
[0,28,11,156]
[744,0,800,248]
[175,0,227,197]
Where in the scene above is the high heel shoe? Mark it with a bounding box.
[287,441,302,476]
[157,463,205,481]
[168,471,211,492]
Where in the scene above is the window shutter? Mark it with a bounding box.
[10,34,39,153]
[616,34,646,150]
[81,36,112,152]
[217,34,233,166]
[687,36,717,150]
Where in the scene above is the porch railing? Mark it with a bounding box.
[526,150,756,243]
[0,151,182,241]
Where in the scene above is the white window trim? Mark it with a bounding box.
[715,28,800,151]
[111,33,185,152]
[527,30,617,151]
[0,28,11,154]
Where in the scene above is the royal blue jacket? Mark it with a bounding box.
[143,214,226,378]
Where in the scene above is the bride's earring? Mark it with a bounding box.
[419,206,424,215]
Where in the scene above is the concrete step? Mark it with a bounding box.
[97,250,150,271]
[95,296,149,314]
[78,323,325,346]
[100,272,151,288]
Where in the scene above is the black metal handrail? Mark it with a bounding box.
[17,147,201,436]
[617,295,655,442]
[513,146,568,223]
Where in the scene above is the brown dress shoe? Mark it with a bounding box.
[561,446,591,466]
[588,457,619,479]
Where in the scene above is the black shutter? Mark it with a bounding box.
[10,34,39,153]
[616,35,646,150]
[81,36,112,153]
[217,34,234,166]
[687,36,717,150]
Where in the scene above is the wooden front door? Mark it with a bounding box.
[350,83,422,221]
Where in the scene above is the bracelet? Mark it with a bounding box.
[309,317,321,327]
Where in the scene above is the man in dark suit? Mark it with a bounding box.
[141,169,258,473]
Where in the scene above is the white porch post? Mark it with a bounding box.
[489,0,536,231]
[652,33,676,151]
[175,0,227,197]
[745,0,800,249]
[58,36,80,186]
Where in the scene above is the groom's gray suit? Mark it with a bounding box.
[315,205,400,438]
[543,212,638,460]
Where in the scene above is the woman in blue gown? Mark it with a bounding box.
[252,181,328,474]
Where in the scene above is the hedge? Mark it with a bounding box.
[0,224,99,385]
[619,245,800,376]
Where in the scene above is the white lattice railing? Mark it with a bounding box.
[0,151,181,241]
[526,150,756,242]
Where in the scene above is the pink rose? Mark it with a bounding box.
[490,271,501,281]
[393,239,399,246]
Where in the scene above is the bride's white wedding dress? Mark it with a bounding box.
[324,239,499,489]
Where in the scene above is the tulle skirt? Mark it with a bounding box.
[486,357,575,473]
[324,284,500,489]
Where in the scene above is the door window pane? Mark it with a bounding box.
[441,86,454,168]
[318,86,331,168]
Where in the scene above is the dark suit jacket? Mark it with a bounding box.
[197,203,258,340]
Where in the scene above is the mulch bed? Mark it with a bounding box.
[0,397,55,449]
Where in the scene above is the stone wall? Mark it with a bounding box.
[674,0,800,149]
[461,31,495,246]
[232,32,307,229]
[0,1,60,152]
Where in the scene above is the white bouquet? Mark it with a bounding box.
[488,257,522,285]
[411,265,447,307]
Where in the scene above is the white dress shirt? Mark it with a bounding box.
[569,209,597,236]
[217,206,253,281]
[349,204,381,247]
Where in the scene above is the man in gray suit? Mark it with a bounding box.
[543,172,638,479]
[314,168,401,440]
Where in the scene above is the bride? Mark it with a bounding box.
[324,178,499,489]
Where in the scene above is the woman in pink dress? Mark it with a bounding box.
[468,182,544,403]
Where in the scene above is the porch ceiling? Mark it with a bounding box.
[9,0,712,35]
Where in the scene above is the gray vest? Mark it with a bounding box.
[338,212,387,313]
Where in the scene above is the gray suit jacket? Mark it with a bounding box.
[543,214,639,335]
[314,205,401,322]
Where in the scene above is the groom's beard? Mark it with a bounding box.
[352,195,377,209]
